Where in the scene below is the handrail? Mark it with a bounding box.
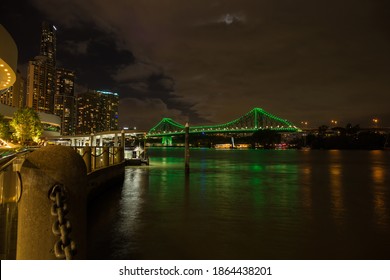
[0,149,30,260]
[0,149,30,172]
[71,146,124,173]
[0,154,17,170]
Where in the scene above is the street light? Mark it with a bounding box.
[331,120,338,126]
[372,118,379,128]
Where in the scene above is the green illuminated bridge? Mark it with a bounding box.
[147,107,301,137]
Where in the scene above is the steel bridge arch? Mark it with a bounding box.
[147,107,300,137]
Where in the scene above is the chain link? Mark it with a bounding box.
[49,184,77,259]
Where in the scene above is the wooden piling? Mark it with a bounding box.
[185,122,190,173]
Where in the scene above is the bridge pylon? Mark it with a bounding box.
[162,136,173,146]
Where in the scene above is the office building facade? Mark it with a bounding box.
[54,68,76,135]
[26,22,57,113]
[0,70,25,108]
[76,90,119,134]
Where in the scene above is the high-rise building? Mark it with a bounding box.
[0,70,25,108]
[40,22,56,66]
[26,22,57,113]
[26,55,52,112]
[54,68,76,135]
[0,87,12,106]
[100,90,119,132]
[12,70,26,108]
[76,90,119,134]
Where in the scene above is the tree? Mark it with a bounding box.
[345,123,360,136]
[318,125,329,137]
[0,113,10,140]
[10,108,43,145]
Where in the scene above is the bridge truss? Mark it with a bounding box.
[147,108,300,137]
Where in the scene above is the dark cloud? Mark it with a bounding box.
[119,97,188,129]
[4,0,390,129]
[62,40,89,55]
[57,28,135,91]
[113,61,163,83]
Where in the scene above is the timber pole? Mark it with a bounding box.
[185,122,190,174]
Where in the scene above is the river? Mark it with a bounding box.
[88,148,390,259]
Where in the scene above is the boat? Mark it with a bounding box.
[124,146,149,165]
[214,143,232,149]
[125,157,149,166]
[235,143,251,149]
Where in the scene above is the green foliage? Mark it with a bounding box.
[10,108,43,144]
[0,113,10,140]
[345,123,360,135]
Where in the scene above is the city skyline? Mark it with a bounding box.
[2,0,390,130]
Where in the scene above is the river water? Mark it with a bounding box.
[88,148,390,259]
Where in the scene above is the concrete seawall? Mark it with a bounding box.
[87,161,125,200]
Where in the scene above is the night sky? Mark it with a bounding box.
[2,0,390,130]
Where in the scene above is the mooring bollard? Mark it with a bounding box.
[17,146,88,260]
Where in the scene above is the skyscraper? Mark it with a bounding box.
[76,90,119,134]
[54,68,76,135]
[40,22,56,66]
[26,22,57,113]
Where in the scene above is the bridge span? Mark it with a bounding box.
[147,107,301,137]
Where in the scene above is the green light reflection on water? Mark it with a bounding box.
[146,148,301,224]
[92,148,390,259]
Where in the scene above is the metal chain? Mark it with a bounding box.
[108,147,120,156]
[91,151,106,157]
[49,184,77,259]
